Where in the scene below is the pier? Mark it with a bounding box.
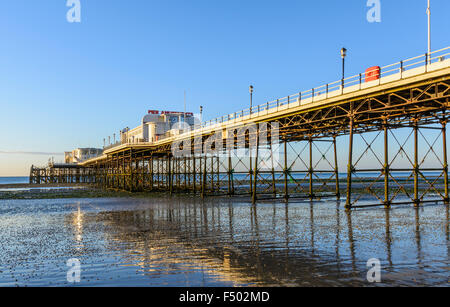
[30,47,450,209]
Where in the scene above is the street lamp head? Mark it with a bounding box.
[249,85,254,94]
[341,47,347,59]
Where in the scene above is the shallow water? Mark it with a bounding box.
[0,187,86,192]
[0,196,448,287]
[0,177,28,185]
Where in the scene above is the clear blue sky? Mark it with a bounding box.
[0,0,449,176]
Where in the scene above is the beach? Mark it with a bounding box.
[0,191,448,287]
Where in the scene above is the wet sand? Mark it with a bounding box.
[0,184,135,200]
[0,183,87,189]
[0,196,448,287]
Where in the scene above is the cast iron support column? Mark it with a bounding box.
[150,156,154,191]
[442,117,449,203]
[271,141,277,197]
[216,155,220,193]
[199,156,203,196]
[122,153,126,191]
[211,156,214,192]
[177,157,181,192]
[345,117,354,210]
[202,155,207,198]
[333,135,341,199]
[249,144,253,197]
[384,121,390,208]
[184,157,187,191]
[414,120,420,206]
[169,156,173,195]
[252,124,260,204]
[157,158,160,190]
[309,136,314,199]
[228,150,232,196]
[193,155,197,194]
[284,140,289,201]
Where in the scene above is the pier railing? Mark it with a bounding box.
[104,46,450,151]
[201,47,450,128]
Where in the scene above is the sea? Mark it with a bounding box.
[0,177,29,185]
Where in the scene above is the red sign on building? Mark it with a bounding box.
[148,110,193,116]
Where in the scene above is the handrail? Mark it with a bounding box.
[199,46,450,129]
[105,46,450,151]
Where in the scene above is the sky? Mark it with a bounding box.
[0,0,449,176]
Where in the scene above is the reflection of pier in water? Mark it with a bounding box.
[77,198,449,286]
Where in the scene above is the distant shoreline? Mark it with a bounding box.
[0,184,170,200]
[0,183,88,189]
[0,183,133,200]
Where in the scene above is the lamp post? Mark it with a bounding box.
[249,85,254,113]
[341,48,347,90]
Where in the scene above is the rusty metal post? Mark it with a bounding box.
[193,155,197,194]
[270,140,276,196]
[110,157,113,188]
[138,157,141,191]
[29,166,33,184]
[384,121,390,208]
[122,152,126,190]
[131,156,136,191]
[187,157,191,190]
[414,121,419,206]
[252,124,260,204]
[333,135,341,199]
[169,156,173,195]
[174,157,177,191]
[202,155,207,198]
[309,136,314,199]
[284,140,289,200]
[228,149,232,196]
[150,156,154,191]
[130,153,134,192]
[211,156,214,192]
[184,156,187,191]
[177,157,181,191]
[442,117,449,203]
[216,155,220,192]
[200,156,203,196]
[345,118,354,210]
[106,159,109,188]
[142,158,146,190]
[116,154,122,189]
[249,145,253,197]
[117,154,120,189]
[134,156,139,191]
[157,158,160,190]
[179,157,182,191]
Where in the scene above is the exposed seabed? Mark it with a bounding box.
[0,189,448,287]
